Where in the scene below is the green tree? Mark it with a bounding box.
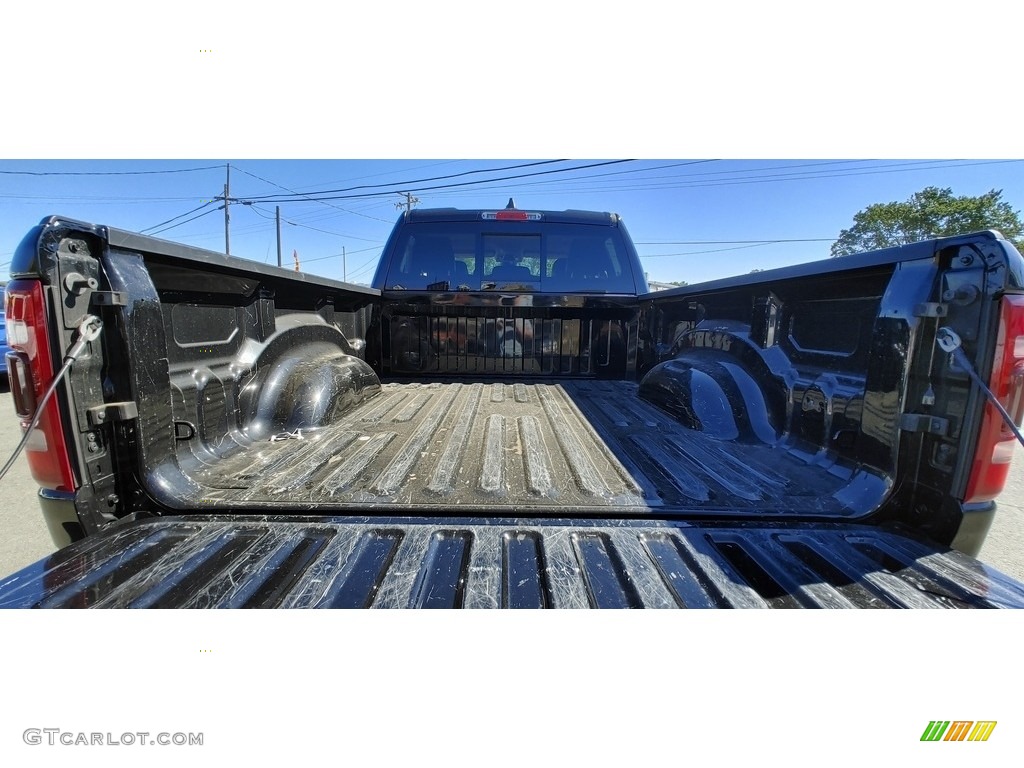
[831,187,1024,257]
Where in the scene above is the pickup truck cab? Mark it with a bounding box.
[3,205,1024,607]
[368,205,646,379]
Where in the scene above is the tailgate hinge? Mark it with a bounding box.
[899,413,949,435]
[87,402,139,426]
[914,302,948,318]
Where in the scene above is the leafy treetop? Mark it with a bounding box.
[831,187,1024,257]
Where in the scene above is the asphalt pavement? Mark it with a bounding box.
[0,385,58,578]
[976,454,1024,582]
[0,384,1022,588]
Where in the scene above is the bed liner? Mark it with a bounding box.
[183,380,882,516]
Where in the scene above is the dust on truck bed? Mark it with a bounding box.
[182,380,880,516]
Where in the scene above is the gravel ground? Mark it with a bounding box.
[1,381,1022,588]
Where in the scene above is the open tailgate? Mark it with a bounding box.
[1,516,1023,608]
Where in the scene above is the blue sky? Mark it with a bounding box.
[3,159,1022,286]
[3,4,1023,754]
[4,8,1020,288]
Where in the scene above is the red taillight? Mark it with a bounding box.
[964,294,1024,503]
[4,279,77,491]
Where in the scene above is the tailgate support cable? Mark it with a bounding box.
[936,327,1024,448]
[0,315,103,484]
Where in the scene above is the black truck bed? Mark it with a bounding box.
[9,217,1024,608]
[3,515,1023,608]
[183,380,873,516]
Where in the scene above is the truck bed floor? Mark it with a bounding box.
[187,381,880,516]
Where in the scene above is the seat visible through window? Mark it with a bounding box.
[567,239,614,281]
[405,236,455,287]
[490,263,532,282]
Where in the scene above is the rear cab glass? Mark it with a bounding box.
[379,218,643,294]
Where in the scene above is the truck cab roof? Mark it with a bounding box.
[401,206,623,226]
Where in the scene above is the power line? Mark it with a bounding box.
[641,242,793,257]
[0,193,206,203]
[142,201,218,233]
[0,164,224,176]
[284,219,382,242]
[606,159,1010,189]
[500,159,872,188]
[273,198,401,228]
[638,237,843,257]
[234,159,573,202]
[232,160,637,204]
[259,159,635,203]
[234,165,394,223]
[248,204,381,242]
[342,255,385,281]
[149,206,224,236]
[662,159,1024,190]
[422,159,1022,199]
[419,159,877,197]
[482,158,720,185]
[534,160,1024,195]
[157,222,268,246]
[636,238,835,245]
[301,244,382,266]
[244,205,276,221]
[289,160,464,189]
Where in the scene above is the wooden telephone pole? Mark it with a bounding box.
[223,164,231,256]
[276,206,282,268]
[395,191,419,214]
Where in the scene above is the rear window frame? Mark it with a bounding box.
[380,220,641,294]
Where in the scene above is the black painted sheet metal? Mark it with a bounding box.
[2,517,1023,608]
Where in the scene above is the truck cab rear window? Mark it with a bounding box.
[384,222,637,293]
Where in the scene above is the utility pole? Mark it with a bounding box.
[223,163,231,256]
[395,191,419,214]
[276,206,282,268]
